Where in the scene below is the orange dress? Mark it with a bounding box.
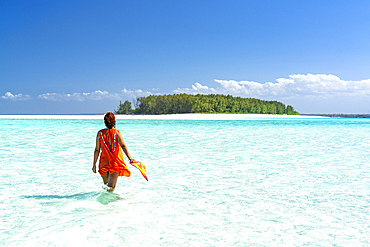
[98,128,131,177]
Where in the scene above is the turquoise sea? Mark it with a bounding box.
[1,116,369,246]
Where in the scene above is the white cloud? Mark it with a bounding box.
[174,82,216,94]
[82,90,119,100]
[37,92,89,101]
[37,89,152,101]
[38,92,72,101]
[1,92,32,101]
[173,74,370,98]
[120,88,152,98]
[271,74,370,96]
[8,74,370,105]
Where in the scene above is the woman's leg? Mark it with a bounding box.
[102,171,109,185]
[107,172,119,192]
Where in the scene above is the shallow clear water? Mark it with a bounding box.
[1,117,370,246]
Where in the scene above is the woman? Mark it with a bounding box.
[92,112,135,191]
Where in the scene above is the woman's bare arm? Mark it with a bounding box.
[116,129,135,162]
[92,131,101,173]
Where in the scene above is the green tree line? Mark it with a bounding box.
[115,94,299,115]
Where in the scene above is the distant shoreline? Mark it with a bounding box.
[1,113,369,120]
[301,114,370,118]
[0,113,325,120]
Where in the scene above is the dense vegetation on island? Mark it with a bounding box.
[115,94,299,115]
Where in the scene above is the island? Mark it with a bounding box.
[115,93,299,115]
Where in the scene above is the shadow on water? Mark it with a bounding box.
[21,191,125,205]
[95,191,123,205]
[21,192,100,200]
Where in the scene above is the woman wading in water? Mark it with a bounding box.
[92,112,135,191]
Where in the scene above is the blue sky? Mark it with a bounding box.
[1,0,370,114]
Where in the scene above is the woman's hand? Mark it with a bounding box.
[130,158,136,163]
[92,164,97,173]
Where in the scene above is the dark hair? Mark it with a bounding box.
[104,112,116,129]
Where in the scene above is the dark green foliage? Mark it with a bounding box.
[115,100,132,114]
[285,105,299,115]
[119,94,300,115]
